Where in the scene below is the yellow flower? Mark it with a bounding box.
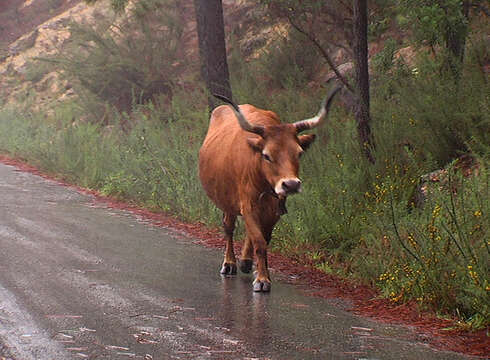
[432,204,442,217]
[474,210,482,217]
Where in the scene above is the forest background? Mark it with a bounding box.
[0,0,488,331]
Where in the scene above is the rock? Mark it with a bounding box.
[394,45,435,69]
[411,155,479,208]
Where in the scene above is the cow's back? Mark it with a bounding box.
[199,105,280,215]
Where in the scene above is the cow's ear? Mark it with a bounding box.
[247,137,264,152]
[298,134,316,151]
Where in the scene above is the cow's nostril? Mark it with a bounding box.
[282,179,301,193]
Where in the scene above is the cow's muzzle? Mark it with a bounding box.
[275,178,302,196]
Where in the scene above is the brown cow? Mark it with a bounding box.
[199,86,340,292]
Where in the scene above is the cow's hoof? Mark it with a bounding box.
[253,280,271,292]
[239,259,253,273]
[220,263,237,275]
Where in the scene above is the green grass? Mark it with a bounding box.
[0,93,220,226]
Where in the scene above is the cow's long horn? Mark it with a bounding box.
[293,85,342,133]
[214,94,265,136]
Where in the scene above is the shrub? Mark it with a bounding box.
[371,53,489,167]
[353,163,489,327]
[48,0,185,115]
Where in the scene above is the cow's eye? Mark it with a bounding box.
[262,153,272,162]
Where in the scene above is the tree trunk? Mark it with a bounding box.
[446,0,470,78]
[193,0,232,109]
[352,0,375,164]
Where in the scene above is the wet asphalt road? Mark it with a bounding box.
[0,162,472,360]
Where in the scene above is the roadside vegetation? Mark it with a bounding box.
[0,0,488,330]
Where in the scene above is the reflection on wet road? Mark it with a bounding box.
[0,162,471,359]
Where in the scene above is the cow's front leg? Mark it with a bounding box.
[243,212,271,292]
[220,213,237,275]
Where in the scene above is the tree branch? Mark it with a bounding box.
[287,15,354,93]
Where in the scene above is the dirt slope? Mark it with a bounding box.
[0,0,111,109]
[0,0,81,56]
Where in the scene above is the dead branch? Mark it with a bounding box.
[286,15,355,94]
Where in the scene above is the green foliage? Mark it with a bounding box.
[357,165,489,326]
[368,1,397,40]
[110,0,130,13]
[373,54,489,165]
[230,30,322,91]
[0,90,220,224]
[398,0,468,49]
[24,59,55,83]
[259,0,353,67]
[48,0,184,114]
[85,0,129,13]
[353,54,488,326]
[372,38,398,72]
[260,0,325,16]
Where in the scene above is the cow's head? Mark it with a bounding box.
[214,86,340,197]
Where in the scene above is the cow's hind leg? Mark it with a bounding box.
[239,236,254,274]
[220,213,237,275]
[239,224,272,274]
